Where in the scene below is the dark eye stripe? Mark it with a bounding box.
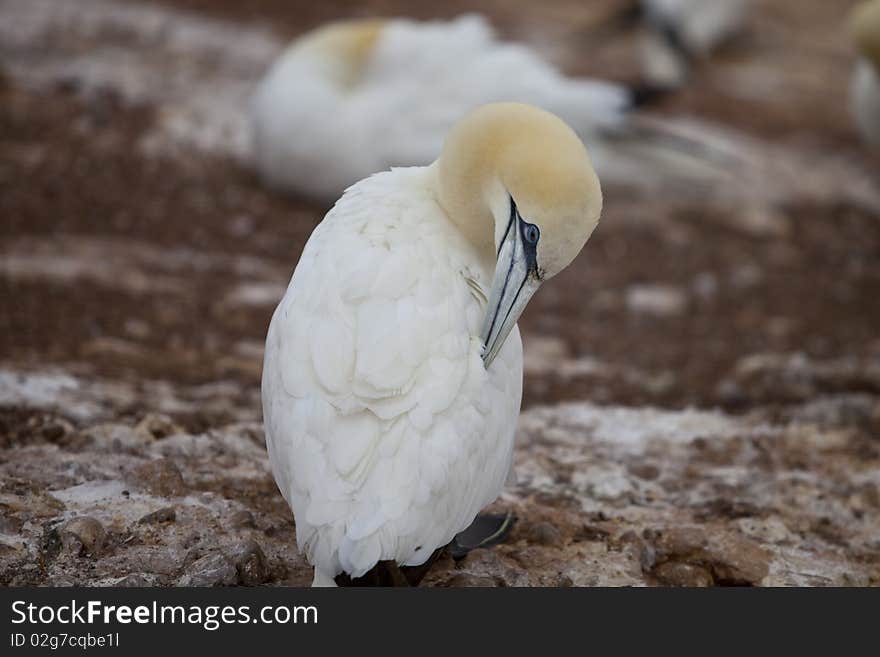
[498,196,517,258]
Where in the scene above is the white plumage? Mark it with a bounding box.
[261,168,521,582]
[251,15,665,201]
[261,102,603,586]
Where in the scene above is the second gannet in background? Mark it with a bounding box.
[251,14,726,202]
[261,103,603,586]
[634,0,749,86]
[850,0,880,147]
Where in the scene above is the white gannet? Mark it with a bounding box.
[636,0,749,86]
[261,102,603,586]
[250,14,720,202]
[850,0,880,147]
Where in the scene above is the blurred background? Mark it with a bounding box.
[1,0,878,587]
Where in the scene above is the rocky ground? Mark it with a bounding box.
[1,0,878,586]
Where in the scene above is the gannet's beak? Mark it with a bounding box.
[480,206,541,369]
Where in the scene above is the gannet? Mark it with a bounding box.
[635,0,749,86]
[250,14,713,202]
[850,0,880,147]
[261,102,602,586]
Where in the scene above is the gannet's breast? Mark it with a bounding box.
[261,166,523,579]
[852,59,880,146]
[250,14,630,200]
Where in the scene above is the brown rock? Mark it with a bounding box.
[41,421,69,442]
[654,561,714,587]
[228,539,268,586]
[178,553,238,587]
[114,573,155,587]
[527,521,563,546]
[0,513,22,534]
[60,517,106,557]
[628,463,660,481]
[575,524,611,543]
[129,458,187,496]
[704,532,771,585]
[135,413,181,440]
[651,527,708,558]
[228,509,256,529]
[138,506,176,524]
[444,573,499,587]
[619,530,657,572]
[647,526,770,586]
[556,574,575,587]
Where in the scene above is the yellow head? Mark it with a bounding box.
[435,102,603,278]
[851,0,880,69]
[297,19,385,88]
[434,103,603,366]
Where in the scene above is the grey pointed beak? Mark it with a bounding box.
[480,213,541,369]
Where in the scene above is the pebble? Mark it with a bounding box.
[113,573,156,587]
[178,553,238,587]
[527,522,563,547]
[653,561,714,586]
[228,509,256,530]
[228,539,269,586]
[60,516,106,557]
[135,413,181,440]
[128,458,187,496]
[176,539,269,586]
[138,506,176,524]
[647,526,770,585]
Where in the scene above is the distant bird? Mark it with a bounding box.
[250,14,722,202]
[600,0,748,86]
[261,103,603,586]
[850,0,880,146]
[640,0,748,85]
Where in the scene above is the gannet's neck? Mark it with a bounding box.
[429,163,497,268]
[430,105,513,264]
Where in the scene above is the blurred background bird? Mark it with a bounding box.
[250,14,734,203]
[639,0,749,86]
[850,0,880,146]
[261,103,602,586]
[595,0,749,87]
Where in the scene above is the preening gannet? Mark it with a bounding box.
[850,0,880,147]
[251,14,711,202]
[261,103,602,586]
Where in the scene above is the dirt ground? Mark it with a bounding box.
[1,0,878,586]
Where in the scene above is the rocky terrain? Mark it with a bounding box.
[1,0,878,586]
